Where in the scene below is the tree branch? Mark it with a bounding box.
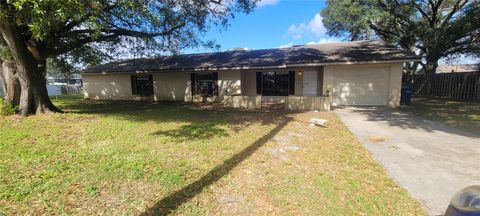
[50,21,186,56]
[415,2,431,24]
[440,0,468,28]
[55,3,118,35]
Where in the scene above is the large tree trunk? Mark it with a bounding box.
[424,60,438,75]
[0,60,21,106]
[0,18,62,116]
[13,57,63,116]
[423,60,438,95]
[402,62,419,84]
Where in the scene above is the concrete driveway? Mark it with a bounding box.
[334,107,480,216]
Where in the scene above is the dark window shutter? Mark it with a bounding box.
[148,74,154,95]
[212,72,219,96]
[289,71,295,95]
[131,75,137,95]
[256,72,262,95]
[190,73,196,95]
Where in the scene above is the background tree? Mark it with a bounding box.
[47,59,77,83]
[0,0,257,116]
[47,48,107,82]
[0,39,19,106]
[321,0,480,78]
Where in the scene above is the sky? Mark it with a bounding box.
[182,0,478,65]
[186,0,340,53]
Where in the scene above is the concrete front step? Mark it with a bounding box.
[261,102,285,110]
[261,96,286,103]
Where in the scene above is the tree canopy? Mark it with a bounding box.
[321,0,480,74]
[2,0,256,64]
[0,0,257,115]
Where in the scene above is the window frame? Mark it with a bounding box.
[131,74,154,96]
[257,71,294,96]
[191,72,219,96]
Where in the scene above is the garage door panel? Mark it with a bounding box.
[332,67,389,106]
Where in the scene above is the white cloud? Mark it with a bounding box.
[279,37,340,48]
[223,47,251,52]
[257,0,279,7]
[306,38,341,45]
[278,42,293,48]
[286,13,327,40]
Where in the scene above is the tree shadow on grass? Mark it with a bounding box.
[52,98,302,214]
[58,99,291,138]
[60,100,266,120]
[140,116,292,216]
[151,122,230,141]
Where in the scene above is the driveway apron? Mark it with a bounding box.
[334,107,480,215]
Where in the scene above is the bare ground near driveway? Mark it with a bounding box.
[401,96,480,132]
[335,107,480,216]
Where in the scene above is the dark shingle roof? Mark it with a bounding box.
[84,40,420,73]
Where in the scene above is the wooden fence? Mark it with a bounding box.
[412,71,480,101]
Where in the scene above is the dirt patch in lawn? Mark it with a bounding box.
[148,112,425,215]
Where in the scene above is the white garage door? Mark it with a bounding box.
[332,66,389,106]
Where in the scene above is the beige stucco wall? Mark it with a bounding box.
[387,63,403,107]
[153,70,243,102]
[218,70,242,98]
[285,96,331,111]
[224,95,330,111]
[243,71,257,96]
[83,74,137,100]
[323,63,403,107]
[153,71,190,101]
[223,96,262,109]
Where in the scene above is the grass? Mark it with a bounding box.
[401,96,480,132]
[0,95,425,215]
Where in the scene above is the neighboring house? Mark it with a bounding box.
[47,74,83,86]
[436,64,479,73]
[82,40,419,110]
[47,74,83,96]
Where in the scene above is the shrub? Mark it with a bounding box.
[0,99,17,116]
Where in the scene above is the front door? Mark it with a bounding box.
[303,71,317,96]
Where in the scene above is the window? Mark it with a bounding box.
[256,71,295,96]
[191,72,218,96]
[131,74,153,96]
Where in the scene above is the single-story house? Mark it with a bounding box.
[82,40,419,110]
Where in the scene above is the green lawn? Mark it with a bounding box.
[0,95,425,215]
[401,96,480,132]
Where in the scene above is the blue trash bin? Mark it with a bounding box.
[400,84,413,105]
[445,185,480,216]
